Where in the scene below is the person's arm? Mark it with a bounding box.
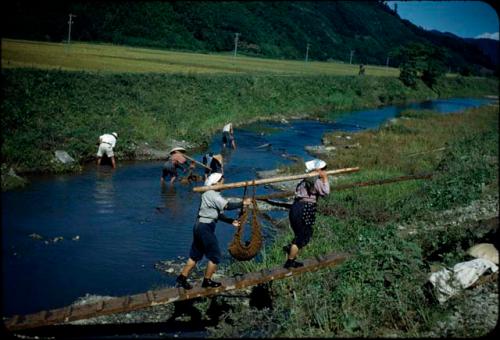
[218,213,235,224]
[315,171,330,196]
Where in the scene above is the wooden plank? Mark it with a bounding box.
[4,251,348,331]
[193,167,360,192]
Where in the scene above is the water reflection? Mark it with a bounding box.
[159,184,184,218]
[94,168,115,215]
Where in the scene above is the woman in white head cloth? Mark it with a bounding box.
[283,159,330,269]
[176,173,251,289]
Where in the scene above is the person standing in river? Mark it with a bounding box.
[96,132,118,169]
[222,122,236,150]
[161,147,188,185]
[176,173,251,289]
[283,159,330,269]
[202,152,223,180]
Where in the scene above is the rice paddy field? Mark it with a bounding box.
[2,38,400,76]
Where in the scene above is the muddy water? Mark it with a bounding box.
[1,97,493,317]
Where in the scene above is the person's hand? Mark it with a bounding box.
[243,198,252,206]
[317,169,328,181]
[232,219,241,227]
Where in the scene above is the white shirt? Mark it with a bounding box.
[222,123,232,132]
[99,134,117,148]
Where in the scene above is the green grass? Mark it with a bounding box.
[211,104,499,337]
[2,38,401,77]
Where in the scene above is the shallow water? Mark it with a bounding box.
[1,97,493,316]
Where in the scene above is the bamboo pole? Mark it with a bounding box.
[184,154,212,171]
[193,167,360,192]
[250,173,433,204]
[252,172,434,201]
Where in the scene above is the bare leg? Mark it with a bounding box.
[170,176,176,184]
[110,156,116,169]
[181,258,197,278]
[204,260,217,279]
[288,244,299,260]
[232,140,236,149]
[96,157,101,166]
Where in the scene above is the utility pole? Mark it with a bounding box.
[67,13,76,45]
[349,50,355,65]
[386,56,390,70]
[65,13,76,53]
[305,43,310,63]
[233,33,240,57]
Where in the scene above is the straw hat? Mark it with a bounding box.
[213,154,223,165]
[169,147,186,154]
[305,159,327,172]
[204,173,223,186]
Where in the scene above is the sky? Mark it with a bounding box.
[387,1,499,40]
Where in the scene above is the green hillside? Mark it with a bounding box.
[2,1,494,73]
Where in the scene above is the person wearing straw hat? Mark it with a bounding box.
[202,153,224,180]
[96,132,118,169]
[283,159,330,269]
[176,173,251,289]
[222,122,236,150]
[161,147,189,184]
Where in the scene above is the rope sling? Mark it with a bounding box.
[228,185,263,261]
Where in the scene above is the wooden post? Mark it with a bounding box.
[193,167,360,192]
[184,154,212,171]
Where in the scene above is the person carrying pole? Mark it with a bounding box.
[176,173,251,289]
[283,159,330,269]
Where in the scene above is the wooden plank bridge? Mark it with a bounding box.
[4,252,348,332]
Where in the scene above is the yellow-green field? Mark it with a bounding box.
[2,38,400,76]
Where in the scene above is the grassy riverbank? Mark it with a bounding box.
[211,104,498,337]
[1,66,496,179]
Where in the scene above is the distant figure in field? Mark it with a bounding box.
[222,122,236,150]
[161,147,188,185]
[358,64,366,75]
[202,152,224,180]
[96,132,118,168]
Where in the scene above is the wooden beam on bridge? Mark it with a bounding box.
[4,252,349,332]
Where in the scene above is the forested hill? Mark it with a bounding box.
[2,1,495,72]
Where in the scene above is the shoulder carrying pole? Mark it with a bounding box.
[193,167,360,192]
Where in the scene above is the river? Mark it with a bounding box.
[1,97,493,317]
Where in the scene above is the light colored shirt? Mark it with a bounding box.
[198,190,228,223]
[223,123,232,132]
[99,134,117,148]
[295,177,330,203]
